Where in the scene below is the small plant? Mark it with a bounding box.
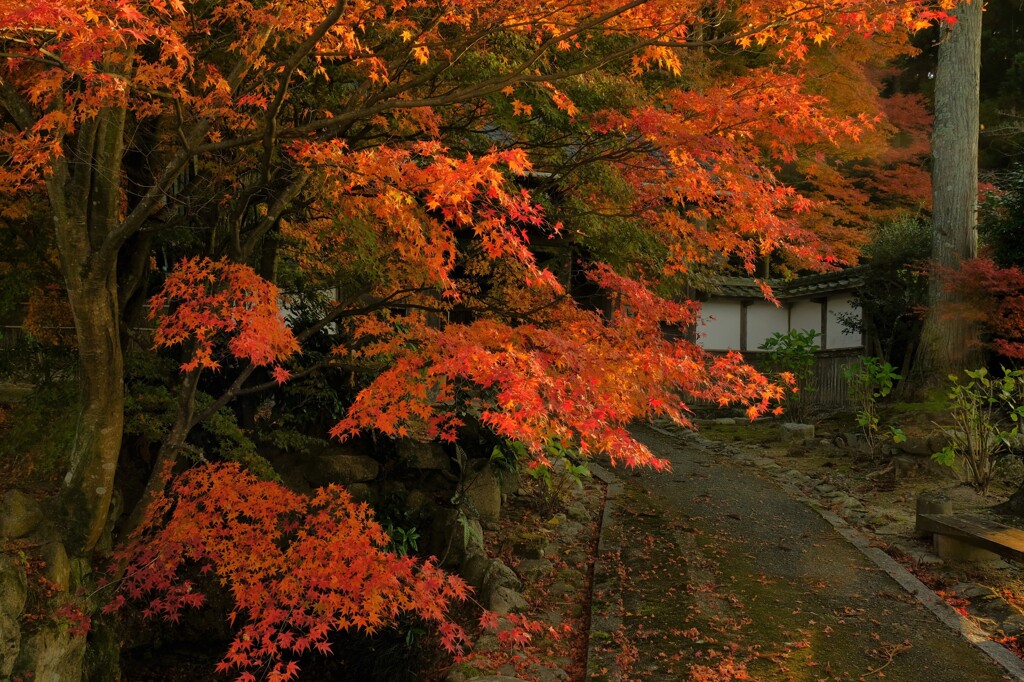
[845,356,902,455]
[932,367,1024,492]
[383,523,420,556]
[496,437,590,512]
[759,329,820,423]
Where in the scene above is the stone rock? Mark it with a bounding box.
[473,634,501,653]
[431,509,483,568]
[69,558,92,594]
[928,430,960,454]
[398,440,451,470]
[379,479,407,499]
[463,461,502,529]
[489,586,529,614]
[955,583,999,600]
[515,558,554,582]
[566,501,590,522]
[304,450,379,486]
[999,615,1024,637]
[548,581,576,597]
[0,490,43,539]
[0,555,28,618]
[556,521,584,540]
[512,534,548,560]
[780,423,815,444]
[497,468,521,496]
[0,614,19,678]
[527,663,569,682]
[462,553,492,589]
[13,622,86,682]
[815,484,836,495]
[41,542,71,592]
[835,495,863,511]
[483,559,523,594]
[405,490,433,513]
[898,435,933,456]
[345,483,374,502]
[712,417,736,425]
[892,455,952,480]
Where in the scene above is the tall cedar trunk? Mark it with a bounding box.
[52,105,128,554]
[915,0,984,386]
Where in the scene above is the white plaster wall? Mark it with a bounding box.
[826,294,862,349]
[789,300,823,347]
[746,301,789,350]
[697,300,741,350]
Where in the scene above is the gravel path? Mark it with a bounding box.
[588,425,1015,681]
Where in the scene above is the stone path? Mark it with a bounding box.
[587,425,1018,681]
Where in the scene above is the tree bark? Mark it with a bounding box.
[915,0,984,386]
[50,105,129,554]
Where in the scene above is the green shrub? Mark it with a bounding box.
[932,367,1024,492]
[759,329,819,423]
[845,356,904,455]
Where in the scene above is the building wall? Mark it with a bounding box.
[746,301,789,350]
[696,293,862,352]
[697,301,741,351]
[825,294,861,350]
[789,300,823,346]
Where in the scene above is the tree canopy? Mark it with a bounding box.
[0,0,957,677]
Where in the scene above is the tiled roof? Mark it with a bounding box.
[706,264,869,300]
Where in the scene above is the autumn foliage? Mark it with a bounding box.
[149,258,299,376]
[941,256,1024,360]
[0,0,961,675]
[108,463,468,681]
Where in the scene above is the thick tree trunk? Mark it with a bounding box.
[915,0,984,386]
[61,277,125,554]
[50,105,129,554]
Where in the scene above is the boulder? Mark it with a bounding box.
[304,449,379,486]
[497,468,521,496]
[404,489,433,514]
[483,559,523,594]
[430,509,483,569]
[0,555,28,618]
[0,614,19,678]
[512,534,548,560]
[488,586,529,614]
[461,553,492,589]
[515,558,553,582]
[898,435,933,456]
[463,461,502,529]
[398,440,451,471]
[13,622,86,682]
[928,429,962,454]
[41,542,71,592]
[566,501,590,522]
[344,483,374,502]
[780,423,814,444]
[0,490,43,539]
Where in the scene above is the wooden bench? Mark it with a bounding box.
[916,512,1024,563]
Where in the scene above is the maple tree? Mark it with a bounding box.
[940,256,1024,361]
[0,0,957,676]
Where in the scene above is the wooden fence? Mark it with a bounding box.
[742,349,861,408]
